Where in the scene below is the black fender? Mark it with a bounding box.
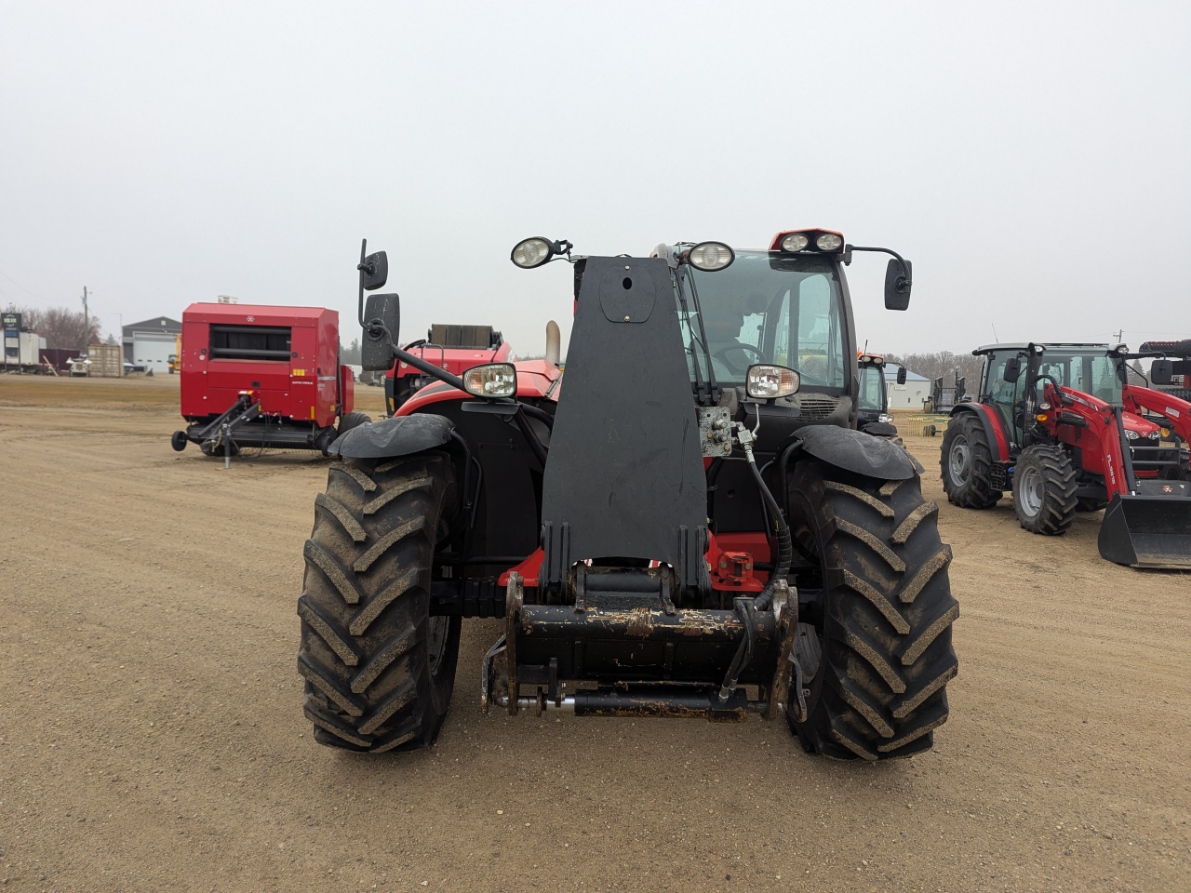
[949,402,1008,463]
[793,425,918,481]
[329,413,456,460]
[859,421,899,439]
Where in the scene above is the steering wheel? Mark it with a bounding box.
[799,354,829,385]
[713,343,765,374]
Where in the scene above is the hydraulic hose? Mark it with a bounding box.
[717,596,757,703]
[739,432,792,611]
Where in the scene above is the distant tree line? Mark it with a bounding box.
[3,304,103,349]
[884,351,984,393]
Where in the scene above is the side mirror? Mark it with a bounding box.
[1003,357,1021,383]
[359,251,388,291]
[361,293,400,371]
[896,366,907,385]
[883,258,912,310]
[1150,359,1174,386]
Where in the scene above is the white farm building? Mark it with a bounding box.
[883,364,932,410]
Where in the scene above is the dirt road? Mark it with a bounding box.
[1,375,1188,892]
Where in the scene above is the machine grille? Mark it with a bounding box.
[798,394,840,419]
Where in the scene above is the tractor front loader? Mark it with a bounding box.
[941,343,1191,569]
[297,230,958,759]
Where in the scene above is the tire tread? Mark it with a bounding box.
[788,461,959,760]
[298,453,460,753]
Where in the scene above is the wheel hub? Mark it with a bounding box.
[1018,464,1043,518]
[949,436,971,485]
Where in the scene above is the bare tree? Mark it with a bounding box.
[3,304,103,348]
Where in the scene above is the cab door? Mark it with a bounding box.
[982,350,1025,449]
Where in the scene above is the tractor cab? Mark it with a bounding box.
[975,343,1127,449]
[856,352,904,438]
[643,229,912,439]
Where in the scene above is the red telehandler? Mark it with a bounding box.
[941,343,1191,569]
[296,229,959,759]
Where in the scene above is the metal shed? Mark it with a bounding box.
[123,316,181,374]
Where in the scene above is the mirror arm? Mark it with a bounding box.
[848,245,912,288]
[356,238,370,329]
[392,344,470,391]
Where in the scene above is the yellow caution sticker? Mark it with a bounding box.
[292,368,306,377]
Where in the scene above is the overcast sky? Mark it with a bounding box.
[2,1,1188,358]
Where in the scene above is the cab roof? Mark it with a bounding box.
[973,342,1110,355]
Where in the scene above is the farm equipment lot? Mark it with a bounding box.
[1,377,1188,892]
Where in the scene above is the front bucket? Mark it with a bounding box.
[1098,490,1191,569]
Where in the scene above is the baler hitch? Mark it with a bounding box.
[174,392,262,458]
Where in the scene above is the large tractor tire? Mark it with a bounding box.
[338,411,371,435]
[940,413,1002,508]
[322,412,372,457]
[298,451,461,752]
[1012,444,1077,535]
[785,460,959,760]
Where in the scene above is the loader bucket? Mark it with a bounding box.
[1098,488,1191,569]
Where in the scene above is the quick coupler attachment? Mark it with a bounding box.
[495,687,758,722]
[483,573,802,722]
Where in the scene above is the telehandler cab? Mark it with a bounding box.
[297,230,959,759]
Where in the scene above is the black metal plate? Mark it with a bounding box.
[540,256,707,587]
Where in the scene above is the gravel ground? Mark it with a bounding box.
[1,374,1188,892]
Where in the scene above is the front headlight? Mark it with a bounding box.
[815,233,844,251]
[511,238,554,269]
[687,241,735,271]
[780,233,809,252]
[746,364,800,399]
[1124,429,1139,441]
[879,413,894,424]
[463,363,517,398]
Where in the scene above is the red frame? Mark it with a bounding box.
[1121,384,1191,446]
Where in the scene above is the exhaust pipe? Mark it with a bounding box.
[545,320,561,368]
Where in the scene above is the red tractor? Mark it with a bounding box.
[170,303,369,457]
[941,342,1191,568]
[385,323,515,414]
[297,230,959,760]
